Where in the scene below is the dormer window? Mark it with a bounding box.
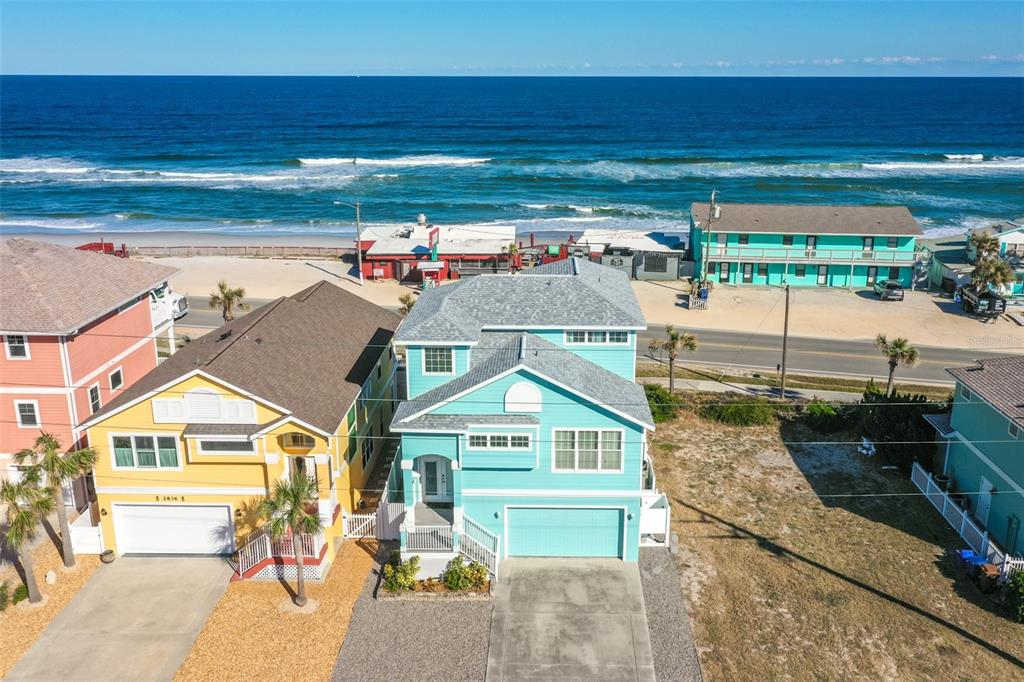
[423,347,453,374]
[284,432,315,449]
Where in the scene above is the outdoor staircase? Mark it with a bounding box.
[359,439,398,511]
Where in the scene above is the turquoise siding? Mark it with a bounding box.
[944,384,1024,555]
[500,329,637,380]
[690,221,918,289]
[505,507,624,557]
[405,345,472,397]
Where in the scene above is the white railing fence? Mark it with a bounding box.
[910,463,1022,579]
[407,525,453,551]
[461,514,500,577]
[344,512,377,538]
[234,525,325,578]
[706,244,917,265]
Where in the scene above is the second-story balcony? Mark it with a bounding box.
[706,244,918,266]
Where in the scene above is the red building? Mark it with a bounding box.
[0,239,178,502]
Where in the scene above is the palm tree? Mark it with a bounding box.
[969,231,1000,262]
[874,334,920,395]
[504,242,520,273]
[259,474,323,606]
[1,471,55,603]
[648,324,698,393]
[397,293,416,317]
[969,232,1014,292]
[14,433,96,568]
[208,280,249,322]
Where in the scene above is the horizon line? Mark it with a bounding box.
[2,73,1022,78]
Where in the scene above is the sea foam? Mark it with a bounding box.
[297,155,491,167]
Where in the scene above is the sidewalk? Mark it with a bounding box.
[640,375,862,402]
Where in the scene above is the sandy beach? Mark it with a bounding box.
[149,254,1024,351]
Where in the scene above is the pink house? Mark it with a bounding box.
[0,239,179,503]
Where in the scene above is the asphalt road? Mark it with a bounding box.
[180,296,1013,384]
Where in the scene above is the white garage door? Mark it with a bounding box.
[114,504,235,555]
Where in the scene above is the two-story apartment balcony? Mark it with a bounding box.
[705,244,919,266]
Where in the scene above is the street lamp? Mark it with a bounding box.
[334,200,364,285]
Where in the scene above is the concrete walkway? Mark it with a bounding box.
[487,558,655,681]
[7,557,231,681]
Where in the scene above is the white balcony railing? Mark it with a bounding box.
[407,525,453,551]
[706,245,917,265]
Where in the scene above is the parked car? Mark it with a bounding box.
[873,279,904,301]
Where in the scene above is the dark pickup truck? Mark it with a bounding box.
[872,279,905,301]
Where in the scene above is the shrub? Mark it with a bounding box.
[858,388,949,473]
[805,400,842,433]
[12,583,29,605]
[442,555,488,591]
[1013,571,1024,624]
[700,398,778,426]
[644,383,679,423]
[382,554,420,591]
[0,580,9,611]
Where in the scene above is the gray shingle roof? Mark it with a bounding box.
[182,423,269,437]
[393,332,654,428]
[395,258,645,344]
[0,239,178,334]
[392,414,540,432]
[691,203,923,237]
[946,356,1024,428]
[85,281,400,434]
[922,413,954,438]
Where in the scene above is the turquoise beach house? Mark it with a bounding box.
[389,258,668,577]
[916,355,1024,573]
[690,203,923,288]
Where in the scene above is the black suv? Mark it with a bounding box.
[873,279,905,301]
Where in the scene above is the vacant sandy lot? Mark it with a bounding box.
[651,409,1023,680]
[634,279,1023,351]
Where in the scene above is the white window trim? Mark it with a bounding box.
[466,433,533,450]
[4,335,31,360]
[108,367,124,391]
[563,331,630,346]
[196,437,257,455]
[14,400,40,428]
[550,428,625,474]
[109,432,183,471]
[959,386,972,402]
[1010,422,1021,440]
[88,383,102,415]
[421,347,455,375]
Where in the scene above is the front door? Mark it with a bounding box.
[976,476,994,526]
[742,263,753,283]
[289,456,317,489]
[866,266,878,285]
[816,266,828,286]
[719,261,731,283]
[419,457,452,503]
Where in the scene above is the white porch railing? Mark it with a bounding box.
[461,514,500,577]
[234,525,326,578]
[706,244,917,265]
[910,462,1022,579]
[407,525,453,551]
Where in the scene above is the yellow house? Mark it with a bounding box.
[79,281,400,579]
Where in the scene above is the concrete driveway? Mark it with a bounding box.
[7,557,232,682]
[487,558,655,681]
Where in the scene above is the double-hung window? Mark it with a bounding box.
[88,385,102,414]
[552,429,623,471]
[4,335,29,359]
[15,401,39,427]
[423,347,453,374]
[887,237,899,249]
[112,435,179,468]
[346,404,359,463]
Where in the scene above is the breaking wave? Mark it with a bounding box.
[297,155,491,167]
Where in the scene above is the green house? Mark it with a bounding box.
[690,202,923,288]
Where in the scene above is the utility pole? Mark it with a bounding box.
[780,284,790,399]
[354,201,364,285]
[702,189,717,284]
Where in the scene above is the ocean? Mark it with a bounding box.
[1,76,1022,240]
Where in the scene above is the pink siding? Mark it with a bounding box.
[0,336,64,387]
[0,393,73,453]
[65,297,154,382]
[73,340,157,429]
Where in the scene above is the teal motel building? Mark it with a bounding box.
[690,202,923,288]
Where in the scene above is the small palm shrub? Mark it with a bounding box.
[0,580,10,611]
[700,398,779,426]
[442,556,488,591]
[383,554,420,591]
[12,583,29,605]
[644,384,680,423]
[1013,571,1024,624]
[804,400,841,432]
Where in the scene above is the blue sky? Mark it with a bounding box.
[2,1,1022,76]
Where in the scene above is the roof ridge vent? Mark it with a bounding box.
[518,333,526,362]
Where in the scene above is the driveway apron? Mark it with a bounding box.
[7,557,232,682]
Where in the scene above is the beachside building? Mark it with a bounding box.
[689,203,923,288]
[388,257,669,578]
[918,221,1024,299]
[77,281,400,579]
[0,239,179,507]
[915,356,1024,574]
[360,217,518,283]
[576,229,689,280]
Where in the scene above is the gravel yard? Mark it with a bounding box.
[333,544,492,682]
[175,539,377,682]
[639,547,703,682]
[0,535,100,678]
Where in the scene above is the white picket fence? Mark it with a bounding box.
[910,462,1022,579]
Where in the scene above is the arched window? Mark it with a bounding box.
[504,382,542,413]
